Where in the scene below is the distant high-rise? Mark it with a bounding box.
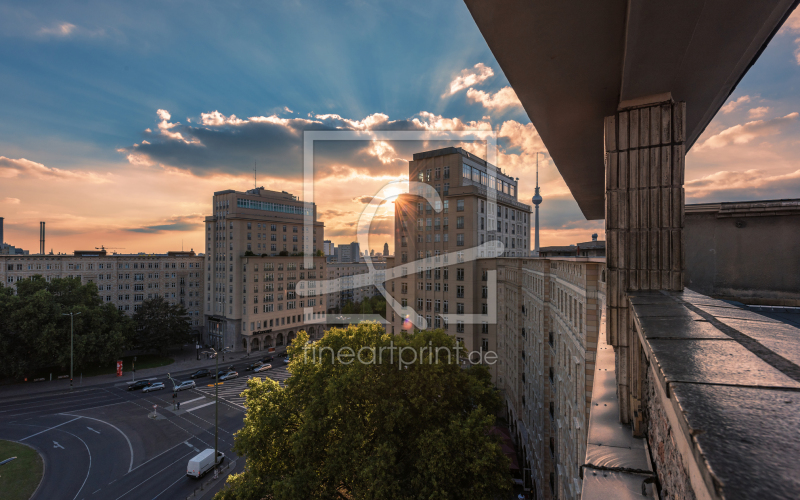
[383,242,389,256]
[323,240,334,256]
[532,154,543,256]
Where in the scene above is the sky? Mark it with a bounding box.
[1,1,799,255]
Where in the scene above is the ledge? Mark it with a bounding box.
[630,289,800,500]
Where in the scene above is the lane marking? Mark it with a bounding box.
[60,413,135,473]
[54,428,92,500]
[128,441,187,474]
[53,441,64,449]
[20,416,82,441]
[149,472,188,500]
[87,427,100,434]
[183,441,193,448]
[113,450,194,500]
[185,401,215,412]
[179,396,205,405]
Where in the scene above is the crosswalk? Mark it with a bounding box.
[192,366,291,409]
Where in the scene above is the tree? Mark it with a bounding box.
[0,277,134,379]
[132,296,191,356]
[215,323,511,500]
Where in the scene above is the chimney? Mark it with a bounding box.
[592,233,598,242]
[0,217,3,247]
[40,221,45,254]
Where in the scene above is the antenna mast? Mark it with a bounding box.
[254,161,257,189]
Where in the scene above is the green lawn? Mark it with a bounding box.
[0,440,43,500]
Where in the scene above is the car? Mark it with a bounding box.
[261,356,274,363]
[283,357,290,364]
[190,369,210,379]
[219,371,238,381]
[127,380,152,391]
[143,382,165,393]
[187,449,225,478]
[255,363,272,373]
[245,361,263,371]
[175,380,196,391]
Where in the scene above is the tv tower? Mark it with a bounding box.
[531,153,543,256]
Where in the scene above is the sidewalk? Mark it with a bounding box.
[0,348,287,400]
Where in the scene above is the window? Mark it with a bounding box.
[456,216,464,229]
[457,199,464,212]
[444,166,450,179]
[456,321,464,333]
[456,286,464,298]
[456,234,464,246]
[457,268,464,281]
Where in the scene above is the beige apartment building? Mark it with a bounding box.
[204,187,327,353]
[325,261,386,313]
[495,256,605,500]
[0,249,205,337]
[385,147,531,365]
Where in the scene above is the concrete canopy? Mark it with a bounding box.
[464,0,799,220]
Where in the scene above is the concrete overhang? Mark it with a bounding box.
[464,0,799,220]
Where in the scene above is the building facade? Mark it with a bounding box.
[495,257,605,500]
[325,261,386,313]
[386,147,531,361]
[204,187,327,352]
[0,250,206,337]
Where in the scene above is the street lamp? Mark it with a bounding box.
[61,311,81,391]
[201,345,233,469]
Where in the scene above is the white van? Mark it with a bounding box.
[187,448,225,478]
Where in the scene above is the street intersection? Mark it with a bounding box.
[0,364,290,500]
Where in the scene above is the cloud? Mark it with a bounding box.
[694,112,799,150]
[0,156,112,183]
[2,197,21,205]
[37,22,105,38]
[125,215,204,233]
[686,168,800,201]
[352,196,375,204]
[720,95,750,114]
[748,106,770,118]
[442,63,494,97]
[466,86,522,111]
[779,10,800,64]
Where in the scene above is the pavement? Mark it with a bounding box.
[0,354,290,500]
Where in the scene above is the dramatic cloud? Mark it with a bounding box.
[779,9,800,64]
[694,112,799,150]
[466,86,522,111]
[748,106,770,118]
[442,63,494,97]
[0,156,111,183]
[720,95,751,114]
[126,215,204,234]
[686,168,800,201]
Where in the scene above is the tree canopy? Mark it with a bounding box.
[0,277,134,379]
[132,296,192,355]
[216,323,511,500]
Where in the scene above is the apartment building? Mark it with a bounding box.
[495,257,605,500]
[204,187,327,353]
[325,261,386,313]
[385,147,531,360]
[0,250,205,336]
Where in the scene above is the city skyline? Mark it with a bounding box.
[2,1,800,255]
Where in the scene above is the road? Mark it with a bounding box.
[0,361,291,500]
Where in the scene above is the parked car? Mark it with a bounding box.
[190,369,210,379]
[219,371,238,381]
[143,382,165,393]
[187,449,225,478]
[283,356,290,364]
[245,361,263,371]
[175,380,196,392]
[255,363,272,373]
[127,380,152,391]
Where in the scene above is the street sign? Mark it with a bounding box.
[116,360,123,377]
